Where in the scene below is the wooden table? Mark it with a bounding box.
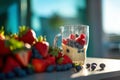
[8,57,120,80]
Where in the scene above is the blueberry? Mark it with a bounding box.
[62,65,68,71]
[46,65,55,72]
[32,47,43,59]
[56,65,63,71]
[86,63,90,69]
[75,42,83,49]
[13,67,21,73]
[6,72,15,78]
[91,65,96,71]
[75,66,82,72]
[16,69,27,77]
[100,63,105,70]
[67,40,75,47]
[0,73,5,80]
[66,63,73,69]
[25,68,34,75]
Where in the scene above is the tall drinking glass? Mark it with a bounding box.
[60,25,89,66]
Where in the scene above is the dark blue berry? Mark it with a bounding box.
[62,65,68,71]
[66,63,73,69]
[25,68,34,75]
[16,69,27,77]
[91,65,96,71]
[67,40,75,47]
[32,47,43,59]
[86,63,90,69]
[46,65,55,72]
[0,73,5,80]
[75,66,82,72]
[6,72,15,78]
[13,67,21,73]
[100,63,105,70]
[56,65,63,71]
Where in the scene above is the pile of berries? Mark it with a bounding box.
[62,33,86,49]
[0,26,75,79]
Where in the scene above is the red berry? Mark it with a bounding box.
[62,39,68,45]
[19,29,36,45]
[69,34,76,40]
[32,59,47,73]
[79,39,86,46]
[57,54,72,64]
[80,33,86,39]
[3,56,20,73]
[56,52,63,59]
[45,56,56,66]
[14,50,32,67]
[34,41,49,58]
[0,39,11,56]
[76,37,86,46]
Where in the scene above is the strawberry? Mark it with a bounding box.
[79,39,86,46]
[32,59,47,73]
[56,52,63,59]
[19,26,36,45]
[62,39,68,45]
[75,33,86,46]
[14,50,32,67]
[80,33,86,39]
[3,56,20,73]
[45,56,56,66]
[69,34,76,40]
[0,39,11,56]
[34,41,49,58]
[57,54,72,65]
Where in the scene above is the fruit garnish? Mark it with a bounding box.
[76,37,86,46]
[80,33,86,39]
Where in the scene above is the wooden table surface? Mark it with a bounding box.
[7,57,120,80]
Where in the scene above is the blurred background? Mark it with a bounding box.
[0,0,120,59]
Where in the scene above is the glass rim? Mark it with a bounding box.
[60,24,89,28]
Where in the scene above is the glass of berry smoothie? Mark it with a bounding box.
[60,25,89,66]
